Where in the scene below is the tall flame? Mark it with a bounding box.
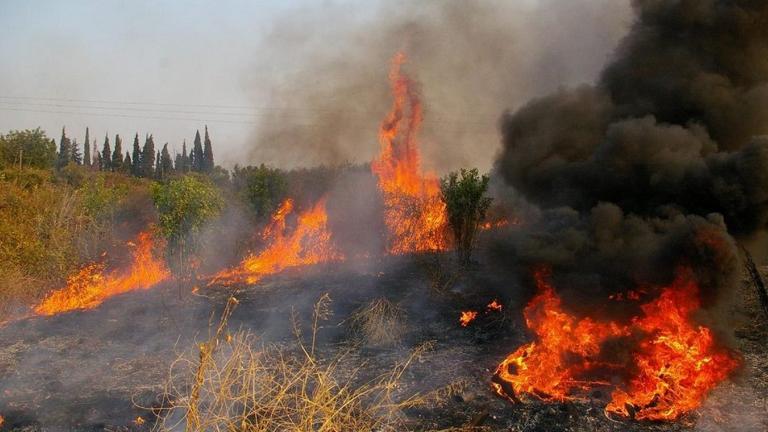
[34,231,170,316]
[210,198,343,286]
[371,52,449,254]
[492,268,738,421]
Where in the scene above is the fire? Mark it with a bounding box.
[209,198,343,286]
[487,299,503,312]
[493,267,738,421]
[459,310,478,327]
[371,52,449,254]
[34,231,170,316]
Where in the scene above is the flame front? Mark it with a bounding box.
[34,231,170,316]
[371,52,449,254]
[210,198,343,286]
[493,268,738,421]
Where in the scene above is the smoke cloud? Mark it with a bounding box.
[245,0,632,172]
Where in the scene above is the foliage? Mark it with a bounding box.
[0,128,56,169]
[440,168,492,265]
[232,164,288,219]
[151,175,224,274]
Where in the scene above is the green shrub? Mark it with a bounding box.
[440,168,492,265]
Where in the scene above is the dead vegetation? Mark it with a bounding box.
[345,298,407,348]
[153,294,430,432]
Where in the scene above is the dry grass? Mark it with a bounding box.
[346,298,407,348]
[153,294,429,432]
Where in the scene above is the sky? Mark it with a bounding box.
[0,0,632,170]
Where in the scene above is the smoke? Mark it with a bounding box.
[245,0,632,172]
[494,1,768,309]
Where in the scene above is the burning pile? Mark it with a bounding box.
[34,231,170,316]
[371,52,449,254]
[492,268,739,421]
[209,198,343,286]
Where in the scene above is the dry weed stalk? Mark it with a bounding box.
[153,294,430,431]
[345,298,406,347]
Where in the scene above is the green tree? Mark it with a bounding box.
[123,152,132,173]
[151,175,224,276]
[83,128,91,167]
[191,130,204,172]
[131,133,142,176]
[141,134,155,177]
[0,128,56,169]
[111,134,123,171]
[232,164,288,219]
[203,125,214,173]
[159,143,173,179]
[440,168,492,265]
[101,134,112,171]
[56,127,72,170]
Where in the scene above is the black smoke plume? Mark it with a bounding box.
[494,0,768,308]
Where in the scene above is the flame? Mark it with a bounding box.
[34,231,170,316]
[210,198,343,286]
[487,299,503,312]
[460,310,478,327]
[605,272,739,420]
[492,268,738,420]
[371,52,449,254]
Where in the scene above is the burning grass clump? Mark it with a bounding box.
[154,295,425,431]
[346,298,407,348]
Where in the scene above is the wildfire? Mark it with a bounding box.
[492,267,738,421]
[487,299,503,312]
[371,52,449,254]
[34,231,170,316]
[209,198,343,286]
[459,310,478,327]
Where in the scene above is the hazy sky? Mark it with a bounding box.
[0,0,631,170]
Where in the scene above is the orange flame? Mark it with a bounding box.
[371,52,449,254]
[34,231,170,316]
[210,198,343,286]
[487,299,503,312]
[459,310,478,327]
[492,268,738,421]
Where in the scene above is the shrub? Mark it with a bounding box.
[440,168,492,265]
[231,164,287,219]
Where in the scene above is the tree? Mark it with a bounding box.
[111,134,123,171]
[140,134,155,177]
[232,164,288,219]
[92,140,99,170]
[70,138,82,165]
[83,128,91,167]
[180,140,190,172]
[440,168,492,265]
[101,134,112,171]
[203,125,214,173]
[56,127,72,170]
[0,128,56,169]
[131,133,142,176]
[191,130,204,172]
[123,152,132,173]
[151,175,224,276]
[154,150,161,179]
[159,143,173,179]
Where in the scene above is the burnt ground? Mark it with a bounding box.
[0,253,766,431]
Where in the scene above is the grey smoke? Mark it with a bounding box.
[245,0,632,172]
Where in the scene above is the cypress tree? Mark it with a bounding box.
[101,134,112,171]
[203,125,214,173]
[160,143,173,179]
[92,140,99,170]
[131,133,142,176]
[83,128,91,167]
[181,140,190,172]
[192,130,204,172]
[111,134,123,171]
[141,134,155,177]
[70,138,82,165]
[155,150,161,179]
[95,152,103,171]
[57,127,72,170]
[123,152,132,173]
